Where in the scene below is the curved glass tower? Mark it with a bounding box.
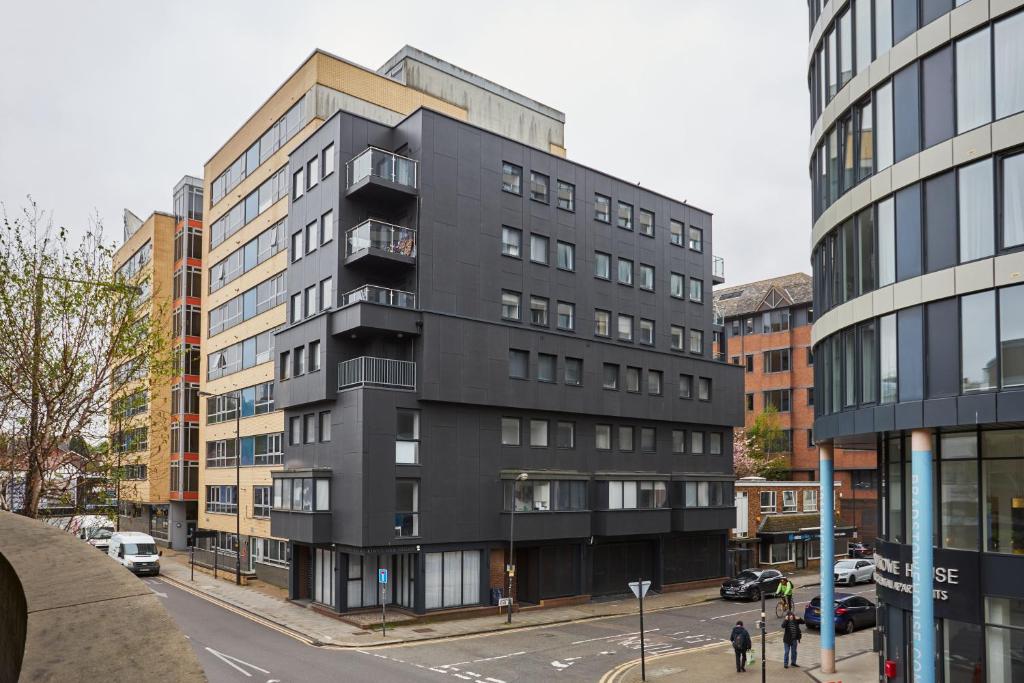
[808,0,1024,680]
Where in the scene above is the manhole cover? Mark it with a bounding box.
[412,627,436,633]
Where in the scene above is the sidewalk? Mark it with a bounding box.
[157,552,825,647]
[605,629,876,683]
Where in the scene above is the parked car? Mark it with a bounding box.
[804,593,876,634]
[848,542,873,558]
[79,525,114,552]
[720,569,784,601]
[834,559,875,585]
[107,531,161,576]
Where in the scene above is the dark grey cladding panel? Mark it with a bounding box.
[997,391,1024,422]
[873,405,895,433]
[329,303,421,337]
[671,507,736,533]
[269,510,332,545]
[922,397,958,427]
[834,409,857,436]
[894,401,924,430]
[982,554,1024,601]
[503,512,591,541]
[592,510,671,536]
[854,408,875,435]
[958,393,996,424]
[274,314,333,410]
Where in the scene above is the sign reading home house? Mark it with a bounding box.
[872,540,979,620]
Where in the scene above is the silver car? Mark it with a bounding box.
[834,559,874,585]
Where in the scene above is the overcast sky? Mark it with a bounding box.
[0,0,810,285]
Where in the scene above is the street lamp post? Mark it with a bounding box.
[507,472,528,624]
[199,390,242,585]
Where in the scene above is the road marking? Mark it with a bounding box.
[205,647,270,677]
[551,656,582,670]
[571,628,660,645]
[484,678,506,683]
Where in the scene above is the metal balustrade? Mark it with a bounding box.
[345,220,417,258]
[346,147,418,189]
[341,285,416,309]
[338,356,416,390]
[713,255,725,278]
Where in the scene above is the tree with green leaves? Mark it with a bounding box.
[0,202,172,518]
[738,405,790,480]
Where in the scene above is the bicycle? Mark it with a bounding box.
[774,593,792,618]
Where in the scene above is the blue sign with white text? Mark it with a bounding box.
[378,568,389,584]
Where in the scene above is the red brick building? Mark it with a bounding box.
[714,273,878,542]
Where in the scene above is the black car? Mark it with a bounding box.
[848,542,873,558]
[720,569,784,601]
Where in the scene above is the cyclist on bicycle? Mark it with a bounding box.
[776,577,794,613]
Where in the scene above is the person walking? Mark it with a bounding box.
[730,620,752,673]
[781,611,805,669]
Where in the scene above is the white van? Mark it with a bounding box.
[107,531,161,576]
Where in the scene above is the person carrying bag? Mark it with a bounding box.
[730,620,753,673]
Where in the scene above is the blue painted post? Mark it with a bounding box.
[911,429,935,682]
[820,441,835,674]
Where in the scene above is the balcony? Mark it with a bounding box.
[341,285,416,309]
[345,147,418,200]
[344,220,416,269]
[338,356,416,391]
[712,255,725,284]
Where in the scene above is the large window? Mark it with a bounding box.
[395,479,419,537]
[939,433,978,550]
[877,196,896,287]
[961,291,997,393]
[501,226,521,257]
[982,430,1024,555]
[606,480,668,509]
[505,479,586,511]
[205,485,237,514]
[557,241,575,271]
[424,550,480,610]
[959,158,994,262]
[984,596,1024,679]
[957,28,992,134]
[1000,284,1024,388]
[995,11,1024,120]
[875,82,894,172]
[879,313,898,404]
[396,409,419,464]
[1004,153,1024,249]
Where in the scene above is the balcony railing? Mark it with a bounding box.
[346,147,418,190]
[394,512,419,538]
[713,255,725,279]
[345,220,417,258]
[341,285,417,309]
[338,356,416,390]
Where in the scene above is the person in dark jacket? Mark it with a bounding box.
[782,612,805,668]
[730,620,752,672]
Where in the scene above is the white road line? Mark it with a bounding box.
[204,647,270,677]
[453,675,473,681]
[571,628,660,645]
[484,678,506,683]
[471,651,526,663]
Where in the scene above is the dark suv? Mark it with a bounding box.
[720,569,784,601]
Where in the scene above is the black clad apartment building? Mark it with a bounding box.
[271,106,742,614]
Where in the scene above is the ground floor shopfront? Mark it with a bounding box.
[118,500,196,549]
[287,532,729,616]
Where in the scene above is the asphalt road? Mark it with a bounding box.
[148,576,877,682]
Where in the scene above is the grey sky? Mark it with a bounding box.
[0,0,810,284]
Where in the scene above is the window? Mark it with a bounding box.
[697,377,711,401]
[506,479,586,512]
[710,433,722,455]
[322,143,334,177]
[280,351,290,380]
[319,277,332,311]
[293,345,307,376]
[1003,152,1024,249]
[670,219,684,246]
[304,285,317,318]
[961,291,996,392]
[290,292,302,323]
[617,314,634,342]
[670,272,684,298]
[670,325,684,350]
[982,430,1024,554]
[501,291,521,321]
[595,424,612,450]
[309,340,321,372]
[763,349,791,373]
[595,252,611,279]
[501,417,521,446]
[529,296,549,326]
[538,353,556,382]
[760,490,777,512]
[617,202,633,230]
[607,481,667,510]
[995,12,1024,119]
[530,419,549,447]
[626,366,641,393]
[957,28,992,134]
[557,241,575,271]
[875,82,894,172]
[315,411,330,442]
[293,168,304,200]
[640,427,656,452]
[691,431,704,454]
[880,313,898,404]
[395,479,418,538]
[782,490,798,513]
[529,171,549,202]
[253,486,272,518]
[557,302,575,331]
[306,156,319,189]
[1001,285,1024,388]
[618,426,635,451]
[302,413,316,444]
[689,277,703,303]
[746,393,754,410]
[291,231,303,262]
[206,485,238,514]
[501,227,521,257]
[595,309,611,337]
[603,363,619,390]
[557,422,575,448]
[763,389,792,412]
[565,358,581,385]
[530,234,549,265]
[288,416,302,447]
[838,6,852,89]
[618,258,634,286]
[689,329,704,354]
[672,430,686,454]
[508,349,529,379]
[958,159,994,262]
[639,209,654,237]
[557,180,575,211]
[647,370,662,397]
[594,194,611,222]
[502,162,522,194]
[745,354,754,372]
[854,0,871,75]
[305,221,317,255]
[639,319,654,345]
[679,374,693,399]
[395,409,420,464]
[687,226,703,252]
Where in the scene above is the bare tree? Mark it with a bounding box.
[0,202,172,518]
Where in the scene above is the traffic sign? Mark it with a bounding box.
[628,580,651,599]
[378,568,389,584]
[498,597,512,607]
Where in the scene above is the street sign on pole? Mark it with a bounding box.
[629,579,651,682]
[379,568,389,638]
[378,568,389,584]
